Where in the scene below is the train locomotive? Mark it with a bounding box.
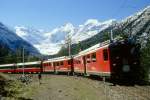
[109,39,141,83]
[0,38,141,83]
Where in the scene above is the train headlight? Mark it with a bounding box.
[113,63,116,66]
[133,62,137,65]
[122,65,130,72]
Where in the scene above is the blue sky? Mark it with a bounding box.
[0,0,149,30]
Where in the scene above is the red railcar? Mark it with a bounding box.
[74,41,111,77]
[0,64,15,73]
[73,55,85,74]
[43,61,54,73]
[43,56,71,73]
[15,61,41,73]
[0,61,41,73]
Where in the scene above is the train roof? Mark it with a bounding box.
[45,56,71,63]
[75,40,110,57]
[75,37,123,57]
[0,61,41,67]
[0,64,15,67]
[16,61,41,66]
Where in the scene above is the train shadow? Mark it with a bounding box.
[80,74,150,86]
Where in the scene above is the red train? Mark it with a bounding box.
[0,39,140,83]
[43,56,72,74]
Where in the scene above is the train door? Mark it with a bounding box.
[13,64,16,73]
[40,61,43,73]
[83,56,87,75]
[102,48,111,74]
[70,57,74,75]
[53,62,56,74]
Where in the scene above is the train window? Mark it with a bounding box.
[36,64,40,68]
[43,63,45,66]
[45,63,47,66]
[103,49,108,61]
[79,60,81,64]
[49,63,51,66]
[60,61,63,65]
[33,64,39,68]
[1,66,12,69]
[86,55,91,63]
[56,62,59,66]
[53,62,56,66]
[92,53,96,62]
[87,55,90,58]
[68,60,71,65]
[77,60,80,64]
[75,60,78,64]
[86,59,90,63]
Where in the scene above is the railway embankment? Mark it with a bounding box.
[0,73,32,100]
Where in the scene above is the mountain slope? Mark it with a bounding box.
[57,6,150,56]
[0,22,40,55]
[114,6,150,45]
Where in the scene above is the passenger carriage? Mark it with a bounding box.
[0,64,15,73]
[46,56,72,74]
[73,55,85,74]
[42,60,54,73]
[15,61,41,73]
[74,40,111,77]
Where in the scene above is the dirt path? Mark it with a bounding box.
[28,75,106,100]
[8,74,150,100]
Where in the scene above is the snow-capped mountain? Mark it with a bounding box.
[15,6,150,55]
[15,19,117,55]
[15,26,45,44]
[56,6,150,56]
[72,19,117,43]
[117,5,150,46]
[0,22,39,55]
